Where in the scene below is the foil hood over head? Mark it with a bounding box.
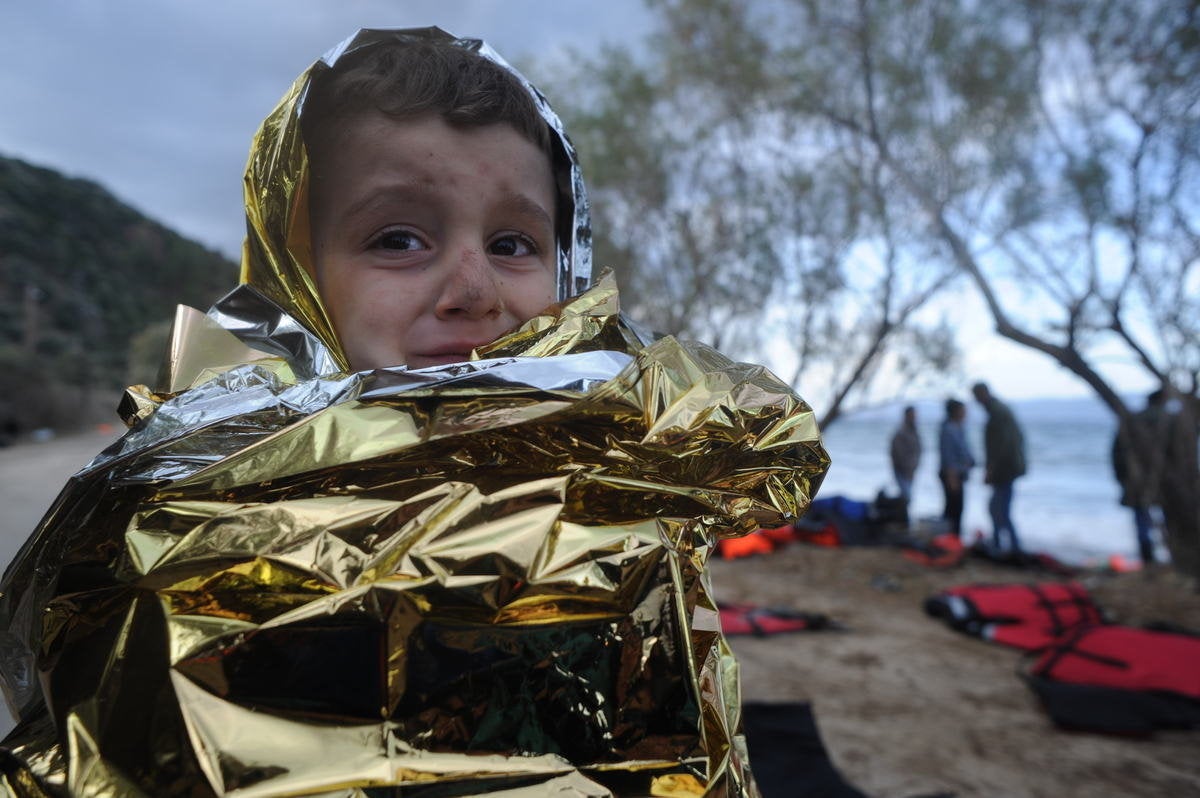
[240,26,593,374]
[0,27,828,798]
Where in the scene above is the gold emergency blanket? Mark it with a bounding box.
[0,279,829,797]
[0,27,829,797]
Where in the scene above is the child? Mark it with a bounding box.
[239,29,592,374]
[0,29,828,797]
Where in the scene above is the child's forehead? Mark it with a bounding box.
[332,111,536,151]
[311,113,557,228]
[318,112,555,185]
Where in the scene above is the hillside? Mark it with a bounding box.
[0,155,237,430]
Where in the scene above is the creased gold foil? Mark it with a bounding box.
[0,27,829,798]
[0,279,827,797]
[158,305,285,394]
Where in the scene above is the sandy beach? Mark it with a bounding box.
[1,429,1198,796]
[714,547,1200,797]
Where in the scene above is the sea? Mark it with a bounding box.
[814,396,1156,566]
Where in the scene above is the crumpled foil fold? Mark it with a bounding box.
[0,278,827,797]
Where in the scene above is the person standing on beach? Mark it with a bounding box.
[889,405,922,504]
[972,382,1027,554]
[1111,389,1170,564]
[938,398,974,537]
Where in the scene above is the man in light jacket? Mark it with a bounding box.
[938,398,974,537]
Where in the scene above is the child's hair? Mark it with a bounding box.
[301,39,553,166]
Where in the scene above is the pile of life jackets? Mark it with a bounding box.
[717,521,840,559]
[903,533,1079,575]
[925,582,1200,736]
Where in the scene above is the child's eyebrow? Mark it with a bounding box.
[333,186,553,234]
[335,184,425,225]
[499,191,555,233]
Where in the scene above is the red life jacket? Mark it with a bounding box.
[903,533,967,568]
[793,523,840,548]
[719,603,839,636]
[1023,625,1200,735]
[924,582,1105,651]
[758,523,799,546]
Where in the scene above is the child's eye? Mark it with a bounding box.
[488,234,538,258]
[371,229,428,251]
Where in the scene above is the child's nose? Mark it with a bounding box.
[434,247,502,320]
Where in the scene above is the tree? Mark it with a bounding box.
[565,0,1199,575]
[535,19,960,428]
[0,156,236,402]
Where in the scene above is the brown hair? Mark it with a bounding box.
[301,39,553,164]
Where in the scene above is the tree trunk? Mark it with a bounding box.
[1160,397,1200,582]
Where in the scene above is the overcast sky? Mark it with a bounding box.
[1,1,654,257]
[0,1,1154,401]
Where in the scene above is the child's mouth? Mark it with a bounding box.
[409,338,500,369]
[410,352,471,368]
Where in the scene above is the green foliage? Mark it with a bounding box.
[0,156,236,379]
[0,155,236,426]
[532,0,962,423]
[535,0,1198,426]
[561,0,1200,572]
[126,319,174,389]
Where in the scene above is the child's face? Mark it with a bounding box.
[309,113,558,371]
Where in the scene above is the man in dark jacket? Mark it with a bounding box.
[972,382,1027,554]
[1112,389,1170,564]
[889,405,922,504]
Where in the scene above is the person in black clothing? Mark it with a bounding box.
[972,382,1027,554]
[1111,389,1170,564]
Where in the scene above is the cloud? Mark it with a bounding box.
[0,0,650,256]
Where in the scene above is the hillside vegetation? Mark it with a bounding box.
[0,155,237,431]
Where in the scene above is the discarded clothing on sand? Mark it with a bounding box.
[741,703,868,798]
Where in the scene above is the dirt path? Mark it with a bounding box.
[0,428,121,571]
